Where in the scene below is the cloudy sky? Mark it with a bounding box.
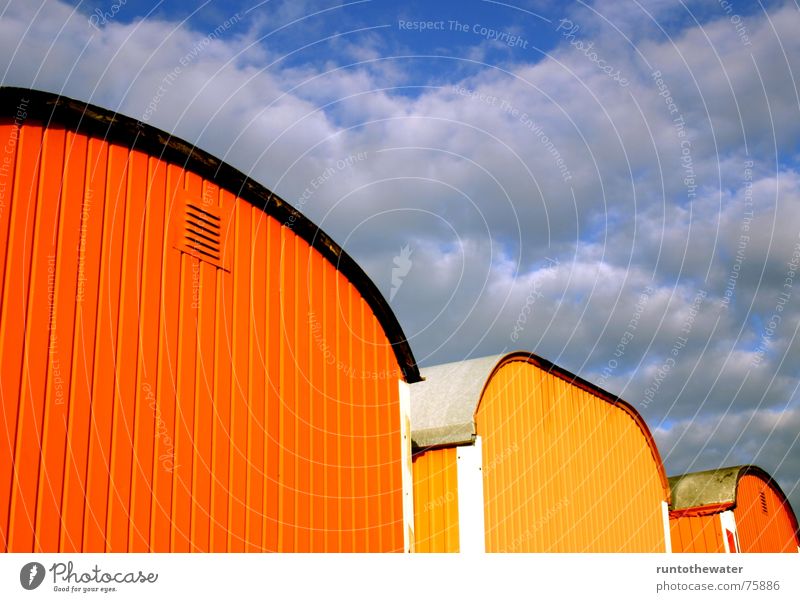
[2,0,799,512]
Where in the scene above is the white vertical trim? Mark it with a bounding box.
[398,380,414,553]
[456,436,485,553]
[719,510,739,553]
[661,501,672,553]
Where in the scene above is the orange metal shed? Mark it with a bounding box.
[0,87,421,553]
[669,466,800,553]
[411,352,671,553]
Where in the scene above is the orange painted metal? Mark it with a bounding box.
[669,514,726,553]
[669,471,799,553]
[0,112,409,552]
[476,357,668,552]
[734,475,799,553]
[412,447,460,553]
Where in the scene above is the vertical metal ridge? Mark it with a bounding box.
[244,209,255,551]
[169,250,187,551]
[383,338,398,550]
[353,298,367,551]
[210,187,234,552]
[83,142,128,552]
[189,177,217,552]
[52,131,88,553]
[0,123,41,552]
[60,137,107,552]
[150,164,183,552]
[323,258,340,552]
[294,239,310,552]
[245,206,266,552]
[99,144,131,552]
[276,225,286,552]
[128,156,166,551]
[15,126,66,552]
[36,128,79,553]
[319,257,330,552]
[227,199,250,552]
[370,317,383,551]
[226,199,241,553]
[0,122,21,321]
[291,235,301,552]
[345,278,355,552]
[307,247,323,552]
[106,148,147,552]
[82,139,122,552]
[171,169,202,552]
[333,266,343,552]
[265,216,281,550]
[261,215,275,550]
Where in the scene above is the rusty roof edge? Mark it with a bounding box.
[0,86,421,383]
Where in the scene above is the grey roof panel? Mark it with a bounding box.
[409,354,504,449]
[668,465,795,512]
[668,466,744,510]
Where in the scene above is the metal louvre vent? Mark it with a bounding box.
[183,202,221,262]
[172,189,232,271]
[759,490,768,514]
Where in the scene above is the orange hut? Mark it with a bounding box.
[411,352,671,552]
[0,87,420,553]
[669,466,800,553]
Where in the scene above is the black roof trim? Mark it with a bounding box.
[0,86,421,383]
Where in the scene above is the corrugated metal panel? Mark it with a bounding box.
[734,474,799,553]
[0,113,409,551]
[477,359,667,552]
[668,515,725,553]
[412,447,460,552]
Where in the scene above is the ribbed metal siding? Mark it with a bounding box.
[477,360,667,552]
[412,447,460,552]
[0,122,404,552]
[669,515,725,553]
[734,475,799,553]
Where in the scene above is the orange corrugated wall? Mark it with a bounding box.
[412,447,460,552]
[734,475,799,553]
[0,121,404,552]
[669,514,726,553]
[477,359,667,552]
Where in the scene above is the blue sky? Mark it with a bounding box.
[4,0,800,512]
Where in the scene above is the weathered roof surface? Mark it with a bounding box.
[668,466,746,511]
[410,354,505,449]
[668,465,788,511]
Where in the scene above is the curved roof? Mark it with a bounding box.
[410,353,505,448]
[410,351,669,495]
[0,86,420,383]
[669,465,798,518]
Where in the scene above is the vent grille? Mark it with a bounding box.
[759,490,768,514]
[184,203,221,262]
[172,190,231,271]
